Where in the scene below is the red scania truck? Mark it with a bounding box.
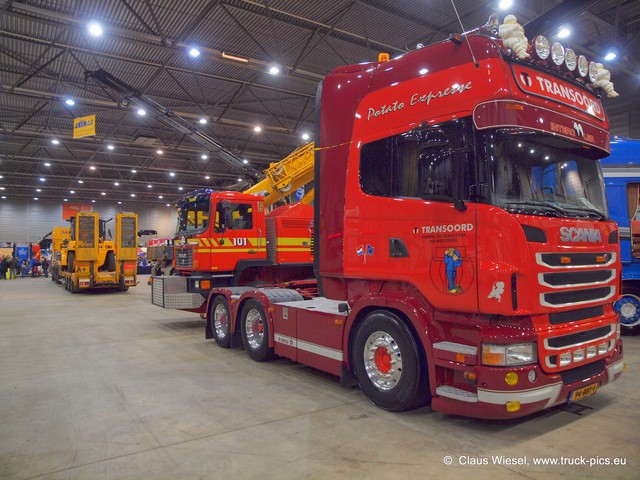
[173,17,625,418]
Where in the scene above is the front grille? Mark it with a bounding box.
[541,269,614,287]
[175,248,193,268]
[560,360,605,385]
[547,325,613,348]
[541,286,613,307]
[549,306,604,325]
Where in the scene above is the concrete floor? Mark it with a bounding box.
[0,276,638,480]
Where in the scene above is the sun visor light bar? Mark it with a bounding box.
[497,14,619,98]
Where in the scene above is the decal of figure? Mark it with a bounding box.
[488,281,505,302]
[444,247,463,293]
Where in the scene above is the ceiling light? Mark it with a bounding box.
[1,196,6,199]
[70,190,75,194]
[166,203,170,207]
[301,133,310,141]
[101,192,106,196]
[419,68,429,75]
[107,144,114,150]
[91,199,96,203]
[131,169,137,173]
[87,21,103,37]
[131,193,136,197]
[237,178,242,182]
[34,197,38,201]
[169,172,176,177]
[51,139,60,145]
[118,201,122,205]
[147,184,152,189]
[242,159,249,164]
[44,162,51,167]
[158,195,163,199]
[604,50,617,61]
[78,180,84,184]
[199,118,207,124]
[205,175,210,180]
[36,189,41,192]
[137,108,146,116]
[64,198,68,202]
[89,166,96,170]
[178,187,184,191]
[156,149,163,155]
[253,126,262,133]
[557,26,571,39]
[0,187,4,190]
[201,154,208,160]
[114,182,120,186]
[268,65,280,75]
[39,177,45,182]
[498,0,513,9]
[189,47,201,58]
[65,98,75,106]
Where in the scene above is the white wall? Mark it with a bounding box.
[0,199,177,244]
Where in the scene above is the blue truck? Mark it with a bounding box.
[601,137,640,335]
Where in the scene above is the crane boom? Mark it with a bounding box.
[243,141,315,208]
[85,68,263,182]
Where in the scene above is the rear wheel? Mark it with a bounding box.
[616,285,640,335]
[210,297,232,348]
[240,299,274,361]
[352,311,428,412]
[67,252,75,272]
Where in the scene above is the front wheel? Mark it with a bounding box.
[240,299,274,361]
[615,285,640,335]
[352,311,428,412]
[210,297,232,348]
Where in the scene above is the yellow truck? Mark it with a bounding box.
[53,212,139,292]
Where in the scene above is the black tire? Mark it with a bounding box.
[210,296,232,348]
[105,251,116,271]
[240,299,274,361]
[352,311,429,412]
[67,252,75,272]
[617,284,640,336]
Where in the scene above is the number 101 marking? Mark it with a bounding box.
[232,237,248,246]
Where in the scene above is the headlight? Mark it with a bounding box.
[532,35,550,60]
[550,42,565,66]
[588,62,599,83]
[564,48,576,71]
[482,343,537,366]
[577,55,588,77]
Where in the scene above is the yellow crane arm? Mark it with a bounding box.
[243,142,315,208]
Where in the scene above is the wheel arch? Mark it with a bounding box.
[345,303,431,390]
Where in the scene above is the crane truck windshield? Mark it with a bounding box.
[176,196,210,235]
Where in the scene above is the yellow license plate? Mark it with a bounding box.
[569,382,598,402]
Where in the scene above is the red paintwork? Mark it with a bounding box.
[204,32,622,418]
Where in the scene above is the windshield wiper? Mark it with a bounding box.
[558,205,608,220]
[503,200,569,217]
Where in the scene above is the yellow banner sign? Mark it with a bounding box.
[73,114,96,138]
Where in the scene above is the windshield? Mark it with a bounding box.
[176,197,210,235]
[486,130,609,220]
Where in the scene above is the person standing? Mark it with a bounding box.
[41,257,50,278]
